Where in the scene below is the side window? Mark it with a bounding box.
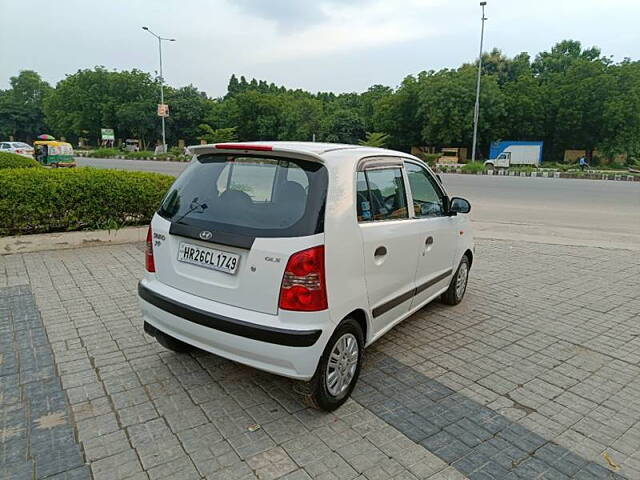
[359,168,408,221]
[405,163,445,217]
[356,172,372,222]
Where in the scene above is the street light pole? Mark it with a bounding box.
[471,2,487,163]
[142,26,175,153]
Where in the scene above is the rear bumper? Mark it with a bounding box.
[138,283,321,347]
[138,280,330,380]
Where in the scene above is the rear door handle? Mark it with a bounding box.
[374,246,387,257]
[425,236,434,246]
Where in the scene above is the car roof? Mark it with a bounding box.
[189,141,418,166]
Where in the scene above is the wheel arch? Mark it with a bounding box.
[463,248,473,268]
[340,308,369,345]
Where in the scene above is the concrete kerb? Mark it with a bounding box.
[0,226,148,255]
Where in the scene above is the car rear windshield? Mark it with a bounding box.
[158,154,328,238]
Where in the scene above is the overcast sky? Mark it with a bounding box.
[1,0,638,97]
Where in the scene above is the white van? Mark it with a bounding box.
[484,142,543,169]
[139,142,474,410]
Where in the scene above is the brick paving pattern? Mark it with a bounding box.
[0,239,638,479]
[1,286,88,479]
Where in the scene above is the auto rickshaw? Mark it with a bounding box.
[33,135,76,167]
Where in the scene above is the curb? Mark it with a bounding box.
[0,226,148,255]
[435,168,639,182]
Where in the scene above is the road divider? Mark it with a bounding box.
[435,166,639,182]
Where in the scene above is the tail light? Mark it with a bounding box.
[16,149,23,154]
[279,246,327,311]
[145,226,155,272]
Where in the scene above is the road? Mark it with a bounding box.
[77,156,188,176]
[443,174,640,250]
[76,157,640,250]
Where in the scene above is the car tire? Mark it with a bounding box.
[154,330,193,354]
[297,318,364,412]
[441,255,470,305]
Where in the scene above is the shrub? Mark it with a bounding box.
[424,154,440,167]
[0,151,42,169]
[461,161,485,173]
[169,146,185,156]
[86,148,120,158]
[510,166,536,173]
[0,167,174,236]
[602,162,627,170]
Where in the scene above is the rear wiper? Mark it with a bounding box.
[173,197,208,224]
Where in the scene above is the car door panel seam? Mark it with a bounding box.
[372,268,453,318]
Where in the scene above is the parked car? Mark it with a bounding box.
[139,142,474,410]
[0,141,34,158]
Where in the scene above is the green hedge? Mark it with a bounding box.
[0,151,41,169]
[84,148,189,161]
[0,167,174,235]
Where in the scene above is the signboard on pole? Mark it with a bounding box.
[101,128,115,141]
[157,104,169,117]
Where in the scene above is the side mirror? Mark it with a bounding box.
[450,197,471,214]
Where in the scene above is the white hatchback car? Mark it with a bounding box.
[139,142,473,410]
[0,141,34,158]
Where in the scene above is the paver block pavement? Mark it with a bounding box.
[1,239,639,478]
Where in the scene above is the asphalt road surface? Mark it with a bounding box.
[442,174,640,250]
[76,157,640,249]
[77,157,188,176]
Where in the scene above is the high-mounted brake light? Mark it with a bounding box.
[279,246,327,312]
[214,143,273,151]
[145,226,155,272]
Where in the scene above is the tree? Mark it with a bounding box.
[0,71,52,141]
[165,85,212,144]
[359,85,393,130]
[44,67,158,145]
[277,95,323,141]
[531,42,613,160]
[197,125,238,143]
[228,90,282,140]
[321,109,365,144]
[502,75,545,140]
[533,40,604,77]
[359,132,390,147]
[415,67,506,156]
[226,74,240,98]
[372,75,421,151]
[600,61,640,160]
[4,38,634,162]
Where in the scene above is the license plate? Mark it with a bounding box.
[177,242,240,274]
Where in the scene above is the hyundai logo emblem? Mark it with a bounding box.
[199,230,213,240]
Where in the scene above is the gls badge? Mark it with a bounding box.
[199,230,213,240]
